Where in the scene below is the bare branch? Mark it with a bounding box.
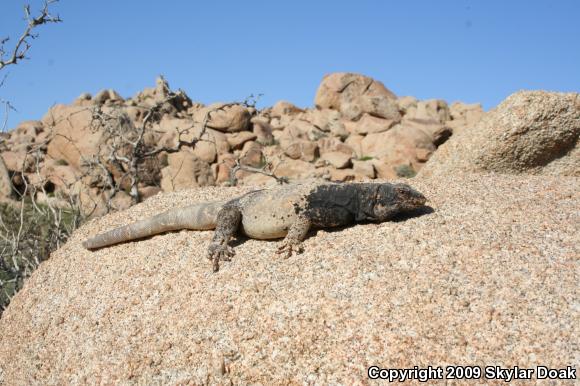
[80,86,253,207]
[229,158,289,186]
[1,98,16,132]
[0,0,62,71]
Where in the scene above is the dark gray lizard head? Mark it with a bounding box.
[359,183,427,221]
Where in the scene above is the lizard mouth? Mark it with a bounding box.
[415,194,427,206]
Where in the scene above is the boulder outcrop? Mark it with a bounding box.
[420,91,579,177]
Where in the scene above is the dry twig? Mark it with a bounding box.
[0,0,62,70]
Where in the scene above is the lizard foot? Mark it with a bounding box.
[207,243,235,272]
[276,241,304,259]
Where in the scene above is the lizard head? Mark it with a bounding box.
[365,183,427,221]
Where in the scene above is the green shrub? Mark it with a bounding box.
[395,164,417,178]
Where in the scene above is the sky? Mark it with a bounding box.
[1,0,579,131]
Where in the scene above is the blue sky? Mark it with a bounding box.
[1,0,579,131]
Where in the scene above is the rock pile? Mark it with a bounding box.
[0,73,482,215]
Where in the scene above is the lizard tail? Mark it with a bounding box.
[83,201,224,249]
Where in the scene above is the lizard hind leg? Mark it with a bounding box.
[276,215,311,259]
[207,204,242,272]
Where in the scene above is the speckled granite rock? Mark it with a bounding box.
[420,91,579,177]
[0,174,578,384]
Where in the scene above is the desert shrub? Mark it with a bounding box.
[0,197,82,314]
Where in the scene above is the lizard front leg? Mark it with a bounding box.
[207,205,242,272]
[276,215,311,259]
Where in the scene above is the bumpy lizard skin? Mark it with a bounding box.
[83,181,427,271]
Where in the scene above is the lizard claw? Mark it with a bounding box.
[276,241,304,259]
[207,243,235,272]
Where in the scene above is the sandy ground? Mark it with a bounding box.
[0,174,578,384]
